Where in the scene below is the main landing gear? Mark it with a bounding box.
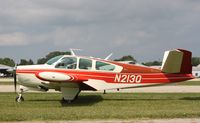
[61,87,80,104]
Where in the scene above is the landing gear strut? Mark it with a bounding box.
[16,87,24,102]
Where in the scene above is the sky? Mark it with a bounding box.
[0,0,199,63]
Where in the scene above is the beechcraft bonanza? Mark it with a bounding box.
[9,49,194,103]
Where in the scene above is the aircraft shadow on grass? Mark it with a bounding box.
[180,97,200,100]
[26,95,103,106]
[61,95,103,106]
[103,96,200,101]
[103,98,176,101]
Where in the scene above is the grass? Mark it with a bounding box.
[1,92,200,121]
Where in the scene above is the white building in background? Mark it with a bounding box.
[192,65,200,78]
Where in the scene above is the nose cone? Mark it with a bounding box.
[16,64,54,88]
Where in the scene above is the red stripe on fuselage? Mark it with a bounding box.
[16,69,194,84]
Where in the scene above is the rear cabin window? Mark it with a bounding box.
[79,58,92,70]
[55,57,77,69]
[96,61,115,71]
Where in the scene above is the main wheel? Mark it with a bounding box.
[62,98,73,104]
[15,96,24,102]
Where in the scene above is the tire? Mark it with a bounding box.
[62,98,72,104]
[15,96,24,102]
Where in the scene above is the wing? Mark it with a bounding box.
[83,79,138,90]
[83,79,111,90]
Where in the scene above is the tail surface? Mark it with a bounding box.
[161,49,192,74]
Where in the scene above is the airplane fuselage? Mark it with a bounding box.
[16,61,193,91]
[14,49,194,102]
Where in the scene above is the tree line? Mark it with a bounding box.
[0,51,71,66]
[0,51,200,67]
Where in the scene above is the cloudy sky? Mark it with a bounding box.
[0,0,199,63]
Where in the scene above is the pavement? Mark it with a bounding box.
[2,118,200,123]
[105,85,200,93]
[1,78,200,93]
[2,85,200,93]
[0,78,13,82]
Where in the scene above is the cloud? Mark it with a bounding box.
[0,0,200,61]
[0,32,28,46]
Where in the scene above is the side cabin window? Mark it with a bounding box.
[96,61,115,71]
[55,57,77,69]
[79,58,92,70]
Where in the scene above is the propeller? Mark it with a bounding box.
[13,66,17,92]
[7,65,17,92]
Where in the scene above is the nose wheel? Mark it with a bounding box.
[16,94,24,102]
[16,87,25,102]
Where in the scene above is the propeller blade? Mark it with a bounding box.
[13,65,17,93]
[14,72,17,92]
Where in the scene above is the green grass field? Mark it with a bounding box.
[1,92,200,121]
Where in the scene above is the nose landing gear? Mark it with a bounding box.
[16,93,24,102]
[15,86,25,102]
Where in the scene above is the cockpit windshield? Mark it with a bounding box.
[55,57,77,69]
[46,55,63,65]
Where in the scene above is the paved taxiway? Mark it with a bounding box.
[1,85,200,93]
[2,118,200,123]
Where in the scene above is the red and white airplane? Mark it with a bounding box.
[11,49,194,103]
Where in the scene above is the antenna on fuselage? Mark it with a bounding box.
[104,53,113,60]
[70,48,82,56]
